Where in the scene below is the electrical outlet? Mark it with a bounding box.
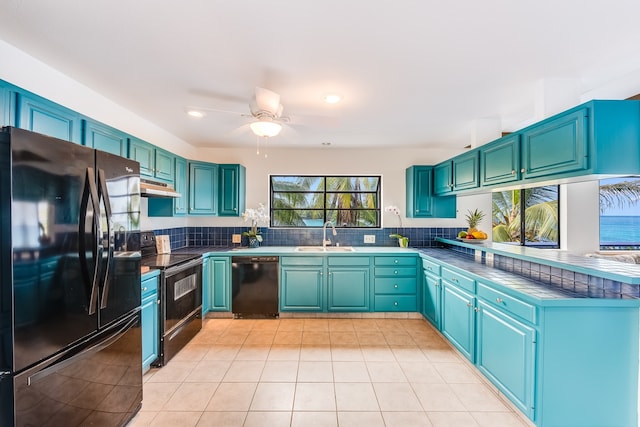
[364,235,376,244]
[232,234,241,244]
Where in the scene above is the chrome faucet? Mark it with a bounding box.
[323,221,337,248]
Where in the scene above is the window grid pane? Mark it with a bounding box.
[270,175,381,228]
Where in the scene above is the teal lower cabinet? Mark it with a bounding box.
[280,257,325,311]
[373,256,418,311]
[421,257,442,327]
[476,300,535,419]
[441,280,475,360]
[203,256,230,313]
[327,256,370,311]
[141,272,160,372]
[421,253,640,426]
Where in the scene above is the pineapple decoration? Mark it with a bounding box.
[458,209,488,240]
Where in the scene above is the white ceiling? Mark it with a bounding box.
[1,0,640,150]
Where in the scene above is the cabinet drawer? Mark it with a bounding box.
[422,258,440,276]
[328,256,370,267]
[374,295,417,311]
[441,267,475,292]
[477,282,536,324]
[374,256,417,266]
[141,276,159,297]
[374,267,417,277]
[374,277,417,294]
[281,256,324,267]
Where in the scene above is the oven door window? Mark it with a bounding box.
[165,264,202,333]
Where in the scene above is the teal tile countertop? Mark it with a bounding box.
[436,238,640,285]
[419,248,640,306]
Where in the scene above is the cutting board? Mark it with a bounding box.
[156,235,171,254]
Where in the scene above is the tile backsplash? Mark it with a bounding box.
[150,226,465,251]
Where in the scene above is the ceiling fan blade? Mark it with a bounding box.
[254,87,282,115]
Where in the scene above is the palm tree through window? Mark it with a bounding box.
[492,185,559,248]
[270,175,381,228]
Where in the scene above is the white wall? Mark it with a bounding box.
[185,146,492,230]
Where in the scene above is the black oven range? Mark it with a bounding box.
[140,231,203,367]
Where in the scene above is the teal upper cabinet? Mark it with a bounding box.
[173,156,188,215]
[17,91,81,143]
[83,119,127,156]
[148,156,188,217]
[406,166,456,218]
[189,161,218,215]
[406,166,434,217]
[502,100,640,185]
[452,151,480,191]
[433,161,453,195]
[218,164,246,217]
[129,137,175,182]
[155,148,175,182]
[434,151,479,195]
[129,137,155,176]
[480,134,521,187]
[521,108,588,179]
[0,81,15,127]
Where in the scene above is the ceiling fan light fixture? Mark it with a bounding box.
[323,93,342,104]
[186,109,205,118]
[250,121,282,138]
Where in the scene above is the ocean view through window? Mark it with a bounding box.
[600,177,640,249]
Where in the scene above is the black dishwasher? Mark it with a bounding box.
[231,256,279,318]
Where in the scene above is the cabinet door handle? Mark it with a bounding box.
[466,302,473,308]
[394,259,399,264]
[511,170,516,175]
[394,284,398,288]
[474,307,480,313]
[451,277,457,282]
[142,287,147,291]
[394,270,398,275]
[496,298,503,303]
[520,168,526,173]
[394,301,399,306]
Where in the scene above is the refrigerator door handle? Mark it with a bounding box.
[27,314,138,386]
[97,169,113,309]
[79,167,101,315]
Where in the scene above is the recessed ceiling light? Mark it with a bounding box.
[322,142,331,146]
[186,109,205,118]
[323,94,341,104]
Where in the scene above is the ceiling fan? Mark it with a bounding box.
[187,87,290,138]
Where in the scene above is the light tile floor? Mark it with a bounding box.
[128,318,531,427]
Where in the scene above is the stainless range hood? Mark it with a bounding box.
[140,179,181,198]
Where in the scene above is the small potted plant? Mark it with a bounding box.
[385,205,408,247]
[241,203,269,248]
[390,233,409,248]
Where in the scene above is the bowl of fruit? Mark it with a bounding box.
[457,209,488,243]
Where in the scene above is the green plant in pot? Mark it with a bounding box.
[390,234,409,248]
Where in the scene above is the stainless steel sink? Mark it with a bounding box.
[295,246,355,252]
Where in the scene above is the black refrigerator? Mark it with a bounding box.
[0,127,143,426]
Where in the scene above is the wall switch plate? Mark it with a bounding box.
[232,234,241,243]
[364,235,376,244]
